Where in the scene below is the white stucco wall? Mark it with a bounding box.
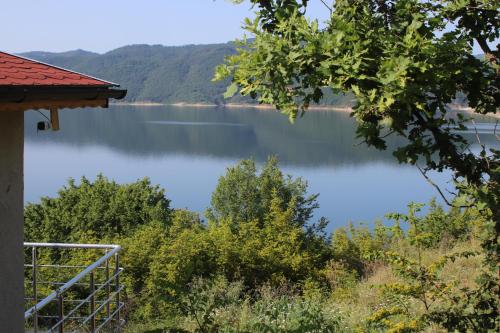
[0,110,24,332]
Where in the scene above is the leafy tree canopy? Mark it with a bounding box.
[218,0,498,183]
[217,1,499,329]
[206,156,320,230]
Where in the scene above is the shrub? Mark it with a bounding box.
[25,175,172,242]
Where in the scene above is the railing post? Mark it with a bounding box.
[57,295,64,333]
[32,246,38,333]
[89,272,95,332]
[115,252,121,331]
[105,251,111,320]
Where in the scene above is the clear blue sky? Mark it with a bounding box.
[0,0,327,54]
[1,0,487,54]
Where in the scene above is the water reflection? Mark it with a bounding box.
[25,106,398,166]
[24,106,499,230]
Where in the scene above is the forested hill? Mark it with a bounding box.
[21,44,353,105]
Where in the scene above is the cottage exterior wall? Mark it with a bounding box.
[0,110,24,333]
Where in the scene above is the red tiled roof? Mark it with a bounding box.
[0,51,115,86]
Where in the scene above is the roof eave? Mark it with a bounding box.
[0,86,127,103]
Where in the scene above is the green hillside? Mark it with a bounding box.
[21,44,353,105]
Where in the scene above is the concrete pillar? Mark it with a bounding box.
[0,110,24,332]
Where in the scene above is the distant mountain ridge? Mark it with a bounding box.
[19,43,353,106]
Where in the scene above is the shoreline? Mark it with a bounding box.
[110,101,498,119]
[111,101,353,112]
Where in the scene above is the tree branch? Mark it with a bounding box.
[318,0,332,13]
[471,119,491,170]
[416,164,453,207]
[416,164,471,209]
[470,119,482,146]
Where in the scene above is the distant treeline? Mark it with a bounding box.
[21,44,354,105]
[22,44,479,106]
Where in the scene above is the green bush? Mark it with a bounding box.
[24,160,492,331]
[155,276,341,333]
[207,156,319,229]
[25,174,172,242]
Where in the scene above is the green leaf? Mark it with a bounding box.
[351,85,361,96]
[223,82,239,99]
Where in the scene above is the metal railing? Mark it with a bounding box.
[24,243,124,332]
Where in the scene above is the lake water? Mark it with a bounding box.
[24,105,499,232]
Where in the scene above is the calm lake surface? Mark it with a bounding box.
[24,105,499,232]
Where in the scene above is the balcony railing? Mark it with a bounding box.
[24,243,124,332]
